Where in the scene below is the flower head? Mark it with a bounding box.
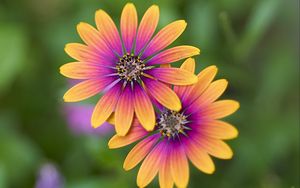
[60,3,200,136]
[108,58,239,188]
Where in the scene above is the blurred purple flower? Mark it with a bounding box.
[64,104,113,136]
[35,163,63,188]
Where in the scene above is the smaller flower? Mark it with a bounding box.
[64,104,113,136]
[35,163,64,188]
[108,58,239,188]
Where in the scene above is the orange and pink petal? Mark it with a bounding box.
[170,142,189,188]
[115,86,134,136]
[181,65,218,108]
[184,138,215,174]
[95,9,123,56]
[143,78,181,111]
[133,85,155,131]
[142,20,187,58]
[123,134,160,171]
[146,45,200,65]
[146,67,198,85]
[120,3,138,52]
[135,5,159,54]
[91,84,121,128]
[76,22,116,60]
[108,119,148,149]
[59,62,113,79]
[137,141,167,188]
[63,77,114,102]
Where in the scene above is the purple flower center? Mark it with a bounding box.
[158,110,190,139]
[116,53,146,82]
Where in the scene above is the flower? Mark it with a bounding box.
[64,104,113,136]
[108,58,239,188]
[35,163,64,188]
[60,3,200,136]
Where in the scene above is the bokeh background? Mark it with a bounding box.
[0,0,299,187]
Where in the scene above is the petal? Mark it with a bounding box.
[146,67,198,85]
[63,78,112,102]
[91,85,121,128]
[185,139,215,174]
[59,62,112,79]
[197,79,228,106]
[115,86,134,136]
[135,5,159,54]
[174,58,196,98]
[196,137,234,159]
[181,65,218,107]
[76,22,115,60]
[65,43,103,63]
[144,78,181,111]
[185,79,228,114]
[137,142,166,188]
[108,119,148,148]
[146,45,200,65]
[159,141,174,188]
[170,143,189,188]
[120,3,138,52]
[201,100,240,119]
[142,20,187,58]
[95,9,123,56]
[123,135,159,171]
[197,120,238,140]
[133,85,155,131]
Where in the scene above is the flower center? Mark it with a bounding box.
[158,110,190,138]
[116,53,145,82]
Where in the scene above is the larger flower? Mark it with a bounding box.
[108,58,239,188]
[60,3,199,136]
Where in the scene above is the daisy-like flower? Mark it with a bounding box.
[108,58,240,188]
[60,3,199,136]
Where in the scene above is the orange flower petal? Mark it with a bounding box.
[170,145,189,188]
[133,85,155,131]
[123,135,159,171]
[108,119,148,149]
[174,58,196,98]
[199,120,238,140]
[144,78,181,111]
[198,79,228,106]
[95,9,123,55]
[185,139,215,174]
[91,85,121,128]
[59,62,111,79]
[186,79,228,114]
[63,78,111,102]
[76,22,114,59]
[65,43,102,63]
[182,65,218,106]
[115,87,134,136]
[147,45,200,65]
[197,137,233,159]
[159,145,174,188]
[137,142,165,187]
[147,67,198,85]
[201,100,240,119]
[142,20,187,58]
[120,3,138,52]
[135,5,159,54]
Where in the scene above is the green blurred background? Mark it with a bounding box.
[0,0,299,187]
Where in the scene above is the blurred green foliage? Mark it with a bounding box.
[0,0,299,187]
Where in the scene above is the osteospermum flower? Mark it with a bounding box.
[108,58,239,188]
[60,3,199,136]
